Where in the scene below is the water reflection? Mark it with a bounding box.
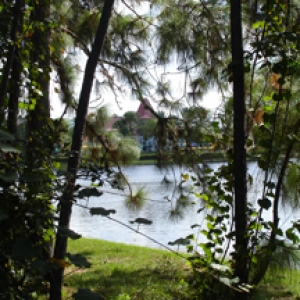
[70,163,298,250]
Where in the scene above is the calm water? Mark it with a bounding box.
[70,163,299,250]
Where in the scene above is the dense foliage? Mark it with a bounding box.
[1,0,300,299]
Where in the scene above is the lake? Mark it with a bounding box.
[70,163,299,251]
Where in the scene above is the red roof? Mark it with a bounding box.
[136,99,153,119]
[105,115,121,130]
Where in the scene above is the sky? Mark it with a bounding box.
[50,83,222,119]
[49,1,223,119]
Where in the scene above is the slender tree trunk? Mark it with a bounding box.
[0,0,24,124]
[7,48,21,136]
[27,0,51,132]
[7,0,25,135]
[49,1,115,299]
[230,0,249,297]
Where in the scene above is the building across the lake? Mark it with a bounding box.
[136,98,153,119]
[105,99,154,131]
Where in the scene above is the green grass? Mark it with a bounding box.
[63,238,191,300]
[61,238,300,300]
[252,268,300,300]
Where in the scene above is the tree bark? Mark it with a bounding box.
[27,0,51,132]
[0,0,24,124]
[49,1,115,299]
[7,0,25,136]
[230,0,249,298]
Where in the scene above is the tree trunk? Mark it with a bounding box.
[7,0,25,135]
[49,1,115,299]
[0,0,24,124]
[230,0,249,298]
[7,48,22,136]
[27,0,51,132]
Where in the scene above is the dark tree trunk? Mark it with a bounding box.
[0,0,24,124]
[230,0,249,298]
[27,0,51,132]
[49,1,115,299]
[7,0,25,135]
[7,49,21,136]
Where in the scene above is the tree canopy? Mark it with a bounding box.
[1,0,300,299]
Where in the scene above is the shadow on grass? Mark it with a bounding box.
[64,264,190,300]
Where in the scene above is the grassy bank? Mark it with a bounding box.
[63,238,190,299]
[59,238,300,300]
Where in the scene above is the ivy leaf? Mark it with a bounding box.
[66,253,92,268]
[0,129,15,141]
[58,226,82,240]
[73,288,104,300]
[129,218,152,225]
[0,143,20,153]
[90,207,116,216]
[258,198,272,210]
[77,187,103,199]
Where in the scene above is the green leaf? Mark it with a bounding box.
[258,198,272,210]
[0,129,15,141]
[90,207,116,216]
[129,218,152,225]
[0,210,8,221]
[286,228,300,243]
[168,238,190,246]
[219,276,231,286]
[58,227,82,240]
[185,234,195,240]
[201,194,209,201]
[77,187,103,199]
[73,288,104,300]
[211,263,230,272]
[0,143,21,153]
[252,21,265,29]
[66,253,92,268]
[0,171,18,183]
[191,223,201,229]
[19,174,47,183]
[197,207,205,213]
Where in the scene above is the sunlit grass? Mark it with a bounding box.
[252,267,300,299]
[38,238,300,299]
[63,238,190,300]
